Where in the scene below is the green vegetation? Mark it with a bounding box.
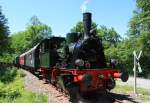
[11,16,52,55]
[70,21,97,33]
[127,0,150,75]
[113,84,150,101]
[0,6,10,56]
[0,67,47,103]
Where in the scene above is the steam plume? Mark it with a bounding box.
[81,0,90,13]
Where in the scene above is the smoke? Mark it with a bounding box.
[81,0,90,13]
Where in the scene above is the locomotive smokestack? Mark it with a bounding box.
[83,12,91,38]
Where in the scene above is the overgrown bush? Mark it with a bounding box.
[0,67,17,84]
[0,67,47,103]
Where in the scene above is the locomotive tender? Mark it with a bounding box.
[16,12,128,96]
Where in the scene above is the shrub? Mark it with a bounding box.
[0,67,47,103]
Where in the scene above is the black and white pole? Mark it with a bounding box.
[133,51,142,94]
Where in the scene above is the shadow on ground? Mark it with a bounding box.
[71,92,139,103]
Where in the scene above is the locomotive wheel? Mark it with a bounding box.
[68,83,79,103]
[121,72,129,82]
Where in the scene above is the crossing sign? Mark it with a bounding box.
[133,50,142,94]
[133,51,142,73]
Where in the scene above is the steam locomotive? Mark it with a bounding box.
[14,12,128,97]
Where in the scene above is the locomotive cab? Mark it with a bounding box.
[39,37,66,68]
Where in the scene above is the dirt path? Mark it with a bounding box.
[117,77,150,89]
[23,70,140,103]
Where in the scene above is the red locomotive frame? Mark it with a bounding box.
[38,67,128,94]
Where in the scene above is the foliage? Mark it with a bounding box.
[0,67,47,103]
[70,21,97,33]
[26,16,52,47]
[97,26,121,48]
[0,67,23,100]
[0,6,10,56]
[128,0,150,37]
[0,53,15,63]
[0,67,17,84]
[11,16,52,54]
[127,0,150,74]
[12,91,47,103]
[11,31,27,54]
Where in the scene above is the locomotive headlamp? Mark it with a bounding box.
[75,59,84,67]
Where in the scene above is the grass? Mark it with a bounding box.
[12,91,47,103]
[112,81,150,101]
[0,67,47,103]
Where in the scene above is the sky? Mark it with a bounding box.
[0,0,136,37]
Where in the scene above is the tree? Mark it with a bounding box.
[11,31,28,54]
[0,6,9,55]
[97,26,120,48]
[70,21,97,33]
[29,16,42,25]
[128,0,150,37]
[26,16,52,47]
[138,32,150,74]
[127,0,150,75]
[11,16,52,54]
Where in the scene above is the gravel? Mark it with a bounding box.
[23,70,70,103]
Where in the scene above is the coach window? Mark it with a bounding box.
[40,43,45,53]
[30,53,32,64]
[39,46,42,53]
